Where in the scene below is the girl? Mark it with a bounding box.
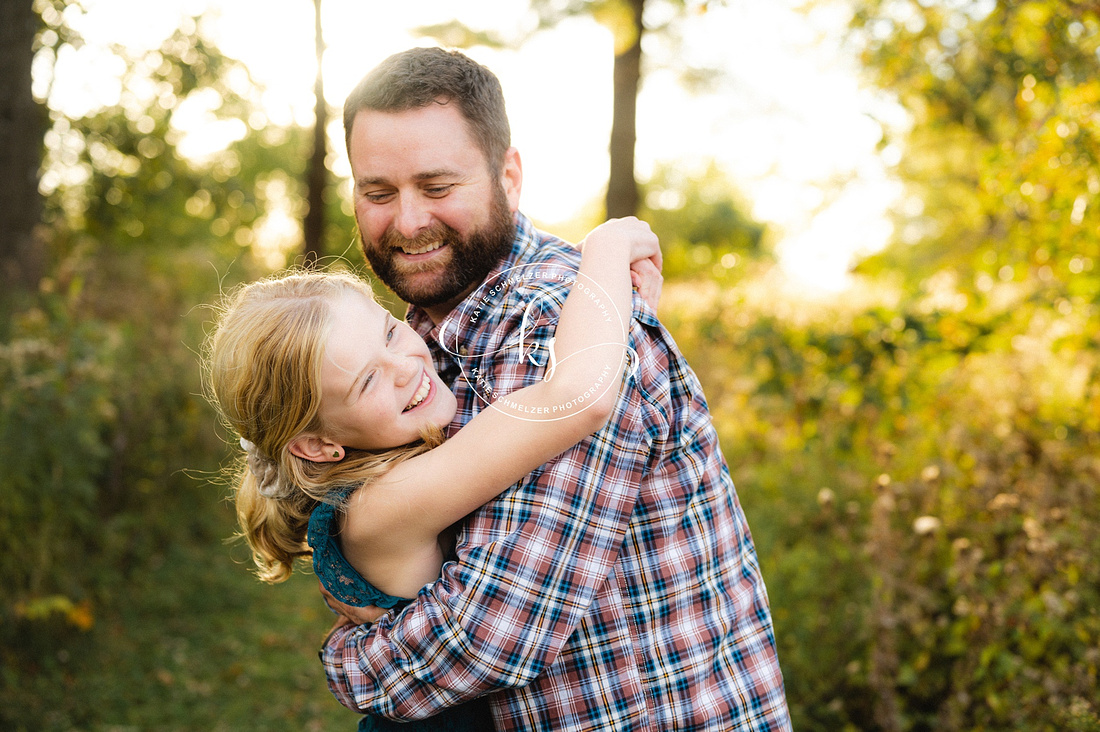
[204,218,659,730]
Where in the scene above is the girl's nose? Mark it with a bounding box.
[392,354,418,387]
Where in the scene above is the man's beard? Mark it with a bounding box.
[361,188,515,309]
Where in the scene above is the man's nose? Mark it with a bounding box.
[394,197,433,240]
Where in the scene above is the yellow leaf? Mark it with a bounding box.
[67,599,95,631]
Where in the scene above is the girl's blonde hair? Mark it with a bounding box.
[203,270,441,582]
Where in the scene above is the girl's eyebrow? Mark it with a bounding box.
[345,315,389,402]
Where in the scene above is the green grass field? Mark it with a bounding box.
[3,504,363,732]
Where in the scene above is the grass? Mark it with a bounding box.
[2,501,364,732]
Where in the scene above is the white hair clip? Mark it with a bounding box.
[239,437,294,499]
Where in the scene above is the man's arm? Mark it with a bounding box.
[321,300,662,721]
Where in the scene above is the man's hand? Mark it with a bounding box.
[320,581,388,626]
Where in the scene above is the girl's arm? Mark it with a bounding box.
[342,218,659,594]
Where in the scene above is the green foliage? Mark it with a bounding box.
[720,6,1100,725]
[0,251,224,618]
[851,0,1100,305]
[38,24,252,256]
[0,288,115,606]
[35,9,354,271]
[665,277,1100,731]
[641,161,770,279]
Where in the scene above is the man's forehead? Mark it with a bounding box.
[350,103,463,137]
[348,107,490,182]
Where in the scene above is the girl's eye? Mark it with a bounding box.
[387,324,397,342]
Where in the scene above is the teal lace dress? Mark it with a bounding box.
[307,496,494,732]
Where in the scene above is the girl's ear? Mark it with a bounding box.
[287,434,344,463]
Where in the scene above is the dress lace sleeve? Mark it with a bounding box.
[307,495,411,610]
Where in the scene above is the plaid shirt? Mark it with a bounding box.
[322,213,791,731]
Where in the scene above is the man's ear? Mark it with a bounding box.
[287,434,344,463]
[501,146,522,213]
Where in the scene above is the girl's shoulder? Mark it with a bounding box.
[306,494,410,609]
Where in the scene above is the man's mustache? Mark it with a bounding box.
[378,223,457,252]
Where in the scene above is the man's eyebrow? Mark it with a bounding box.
[355,170,459,188]
[355,175,386,189]
[414,169,459,181]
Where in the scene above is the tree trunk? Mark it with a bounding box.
[0,0,45,291]
[605,0,644,219]
[302,0,327,264]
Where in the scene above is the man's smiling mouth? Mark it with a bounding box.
[404,372,431,411]
[401,241,444,256]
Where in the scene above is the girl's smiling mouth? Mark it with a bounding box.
[404,372,432,412]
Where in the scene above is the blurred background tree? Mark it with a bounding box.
[302,0,328,263]
[854,0,1100,305]
[642,160,769,279]
[418,0,730,220]
[838,2,1100,728]
[0,0,46,293]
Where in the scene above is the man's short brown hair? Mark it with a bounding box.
[343,47,511,176]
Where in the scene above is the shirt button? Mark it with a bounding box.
[459,346,468,356]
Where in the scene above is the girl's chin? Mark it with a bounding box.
[440,393,458,423]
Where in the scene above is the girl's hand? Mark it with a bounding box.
[582,216,661,267]
[581,216,664,310]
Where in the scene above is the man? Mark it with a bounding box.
[321,46,791,731]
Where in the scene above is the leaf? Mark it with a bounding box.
[414,21,514,50]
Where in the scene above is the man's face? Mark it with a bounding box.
[347,103,521,320]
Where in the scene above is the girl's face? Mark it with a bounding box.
[317,291,457,451]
